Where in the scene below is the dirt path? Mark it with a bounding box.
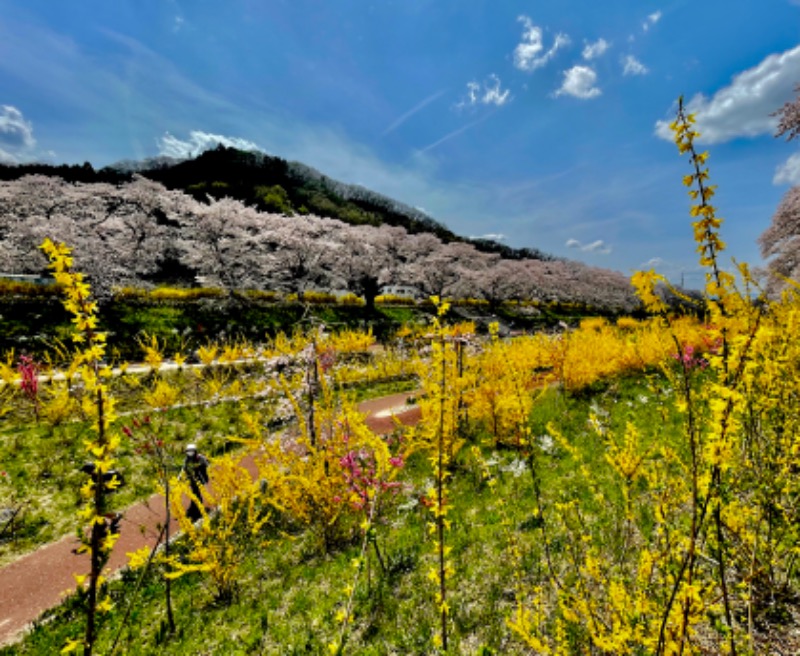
[0,392,421,647]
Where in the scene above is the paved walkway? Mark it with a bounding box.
[0,392,421,647]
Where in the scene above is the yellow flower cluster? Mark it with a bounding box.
[507,97,794,654]
[40,239,122,654]
[168,454,271,601]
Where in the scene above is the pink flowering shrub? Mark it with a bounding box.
[672,343,709,370]
[17,355,40,420]
[338,447,405,512]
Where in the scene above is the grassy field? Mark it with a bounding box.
[9,368,766,655]
[0,349,418,568]
[3,302,799,654]
[3,377,667,655]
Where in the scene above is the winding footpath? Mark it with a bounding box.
[0,392,421,647]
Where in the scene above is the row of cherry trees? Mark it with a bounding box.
[0,174,638,311]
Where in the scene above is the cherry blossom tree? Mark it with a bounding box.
[567,262,637,313]
[178,196,275,291]
[0,175,57,272]
[760,83,800,292]
[775,84,800,142]
[0,175,195,297]
[405,238,492,299]
[330,224,407,309]
[266,214,340,295]
[507,258,636,312]
[466,258,534,309]
[759,186,800,288]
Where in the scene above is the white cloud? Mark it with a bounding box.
[566,238,612,254]
[582,38,610,60]
[643,10,662,31]
[481,75,512,106]
[655,44,800,144]
[774,152,800,185]
[584,239,612,254]
[463,81,480,106]
[0,105,36,162]
[157,131,262,159]
[513,16,570,72]
[555,66,601,100]
[459,74,511,108]
[472,233,507,241]
[622,55,649,76]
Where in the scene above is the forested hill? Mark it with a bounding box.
[0,146,553,263]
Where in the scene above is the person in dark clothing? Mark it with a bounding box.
[182,443,210,522]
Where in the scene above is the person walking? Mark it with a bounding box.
[182,443,209,522]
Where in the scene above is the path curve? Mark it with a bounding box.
[0,391,421,647]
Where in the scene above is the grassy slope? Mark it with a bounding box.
[0,367,419,568]
[3,374,683,655]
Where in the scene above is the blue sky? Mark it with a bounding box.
[1,0,799,286]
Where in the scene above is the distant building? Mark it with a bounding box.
[379,285,421,299]
[0,273,54,286]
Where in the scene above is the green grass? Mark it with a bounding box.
[0,389,257,567]
[343,376,419,404]
[0,359,423,567]
[2,371,691,654]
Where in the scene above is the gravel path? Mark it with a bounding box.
[0,391,421,647]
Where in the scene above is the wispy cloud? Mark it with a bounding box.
[655,44,800,143]
[622,55,648,76]
[458,74,511,108]
[382,89,448,136]
[419,113,492,153]
[0,105,36,163]
[513,16,570,72]
[642,10,662,32]
[582,38,610,60]
[775,152,800,185]
[566,238,612,254]
[555,66,601,99]
[0,17,241,164]
[157,131,262,158]
[99,29,236,114]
